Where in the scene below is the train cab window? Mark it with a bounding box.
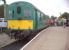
[24,9,31,17]
[17,6,21,14]
[9,10,12,19]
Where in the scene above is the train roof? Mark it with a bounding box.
[9,1,48,16]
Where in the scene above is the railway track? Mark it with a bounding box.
[0,30,41,50]
[0,39,28,50]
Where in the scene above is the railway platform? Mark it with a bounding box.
[0,33,16,48]
[21,26,69,50]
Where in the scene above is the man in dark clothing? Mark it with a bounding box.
[66,18,69,26]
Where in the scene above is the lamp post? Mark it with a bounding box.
[2,0,6,18]
[0,0,6,32]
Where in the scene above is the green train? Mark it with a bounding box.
[6,1,49,39]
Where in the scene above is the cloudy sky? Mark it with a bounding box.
[0,0,69,17]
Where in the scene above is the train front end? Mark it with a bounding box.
[7,2,36,39]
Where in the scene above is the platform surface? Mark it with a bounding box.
[0,33,16,48]
[21,27,69,50]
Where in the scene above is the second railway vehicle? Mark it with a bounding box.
[6,1,49,40]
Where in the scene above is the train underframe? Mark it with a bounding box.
[7,26,48,40]
[7,29,33,40]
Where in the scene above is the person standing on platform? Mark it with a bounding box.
[62,18,66,28]
[66,18,69,26]
[54,18,58,26]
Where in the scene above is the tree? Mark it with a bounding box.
[60,12,69,19]
[51,16,57,20]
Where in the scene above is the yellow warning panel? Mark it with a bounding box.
[7,20,33,29]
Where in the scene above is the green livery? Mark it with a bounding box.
[6,1,49,40]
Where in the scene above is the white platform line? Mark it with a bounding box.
[20,28,47,50]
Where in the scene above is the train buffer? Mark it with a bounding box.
[20,26,69,50]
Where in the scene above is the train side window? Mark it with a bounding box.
[36,11,41,21]
[37,11,41,19]
[17,6,21,14]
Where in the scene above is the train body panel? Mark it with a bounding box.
[7,2,37,30]
[8,20,33,29]
[35,10,49,30]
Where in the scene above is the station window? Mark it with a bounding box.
[0,19,2,22]
[17,6,21,14]
[24,9,31,16]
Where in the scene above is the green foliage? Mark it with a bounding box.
[60,12,69,19]
[51,16,57,20]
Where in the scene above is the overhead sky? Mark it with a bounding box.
[0,0,69,17]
